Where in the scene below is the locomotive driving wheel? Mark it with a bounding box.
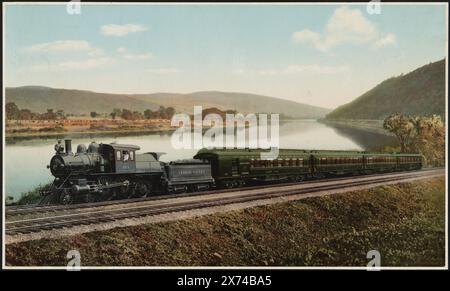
[133,182,152,198]
[59,188,74,205]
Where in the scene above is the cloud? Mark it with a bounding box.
[101,24,148,37]
[116,47,153,60]
[147,68,180,74]
[24,40,103,55]
[256,64,349,76]
[117,47,127,53]
[374,33,397,48]
[29,57,114,72]
[123,53,153,60]
[292,6,396,51]
[292,30,322,48]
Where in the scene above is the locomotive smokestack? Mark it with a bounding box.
[65,139,72,154]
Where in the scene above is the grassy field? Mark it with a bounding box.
[6,177,445,267]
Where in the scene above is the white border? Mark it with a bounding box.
[2,1,449,270]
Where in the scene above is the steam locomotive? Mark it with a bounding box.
[44,139,214,204]
[42,139,423,204]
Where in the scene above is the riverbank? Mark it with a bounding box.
[6,177,445,267]
[5,118,296,140]
[5,119,176,139]
[5,126,176,140]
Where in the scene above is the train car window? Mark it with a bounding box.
[130,151,134,161]
[278,159,283,167]
[116,150,121,161]
[268,160,273,168]
[122,150,130,162]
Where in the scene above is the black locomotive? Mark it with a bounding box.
[42,139,423,205]
[44,139,214,204]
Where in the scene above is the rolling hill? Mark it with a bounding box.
[326,59,446,120]
[5,86,331,119]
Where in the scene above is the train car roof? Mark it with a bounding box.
[102,143,141,151]
[195,148,422,158]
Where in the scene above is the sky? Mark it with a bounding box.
[4,3,448,109]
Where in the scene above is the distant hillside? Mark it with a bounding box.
[5,87,331,119]
[326,59,446,120]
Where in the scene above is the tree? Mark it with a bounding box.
[56,109,65,119]
[19,109,32,120]
[165,107,176,119]
[90,112,98,118]
[6,102,20,120]
[144,109,153,119]
[44,109,56,120]
[383,114,445,166]
[383,114,415,152]
[410,115,445,166]
[132,111,143,119]
[121,109,133,120]
[158,106,166,119]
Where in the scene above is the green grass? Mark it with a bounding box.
[13,184,52,205]
[6,177,445,267]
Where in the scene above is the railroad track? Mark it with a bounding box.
[5,168,441,217]
[5,168,443,236]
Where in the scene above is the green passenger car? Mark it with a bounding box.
[194,148,423,188]
[194,148,312,188]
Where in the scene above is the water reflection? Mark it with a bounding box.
[321,123,397,151]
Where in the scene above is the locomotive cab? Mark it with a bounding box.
[99,143,140,173]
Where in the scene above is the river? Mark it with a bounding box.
[4,120,395,201]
